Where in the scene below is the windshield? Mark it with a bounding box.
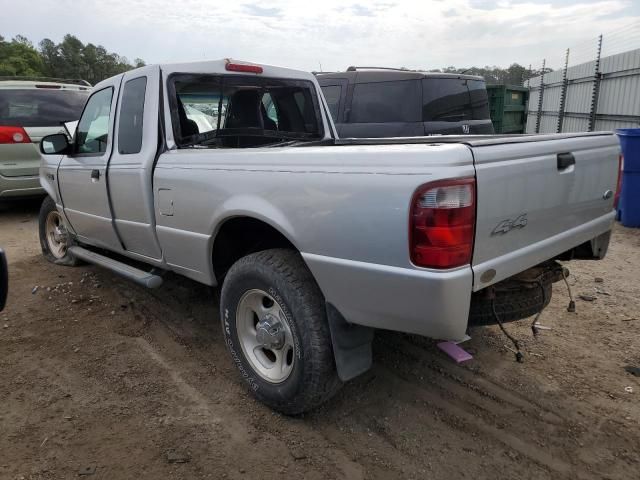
[0,89,89,127]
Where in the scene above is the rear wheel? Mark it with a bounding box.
[39,196,79,266]
[220,249,341,415]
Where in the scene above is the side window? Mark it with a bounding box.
[76,88,113,155]
[349,80,421,123]
[320,85,341,122]
[118,77,147,154]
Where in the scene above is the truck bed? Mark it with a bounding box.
[333,131,619,290]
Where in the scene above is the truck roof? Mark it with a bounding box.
[96,59,318,89]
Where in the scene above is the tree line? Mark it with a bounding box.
[0,34,144,85]
[429,64,553,85]
[1,33,552,87]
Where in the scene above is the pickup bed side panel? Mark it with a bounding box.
[153,143,475,339]
[472,134,619,290]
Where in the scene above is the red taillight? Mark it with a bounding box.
[614,154,623,209]
[410,178,476,269]
[0,126,31,144]
[225,59,263,74]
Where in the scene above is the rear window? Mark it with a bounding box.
[0,89,89,127]
[350,80,421,123]
[168,74,324,148]
[320,85,341,121]
[422,78,489,122]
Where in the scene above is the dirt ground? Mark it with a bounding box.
[1,199,639,480]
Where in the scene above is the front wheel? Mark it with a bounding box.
[38,196,79,266]
[220,249,341,414]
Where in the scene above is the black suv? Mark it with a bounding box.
[316,67,494,137]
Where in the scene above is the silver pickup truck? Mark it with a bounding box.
[38,59,621,414]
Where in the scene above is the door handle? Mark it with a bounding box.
[557,153,575,170]
[90,169,100,181]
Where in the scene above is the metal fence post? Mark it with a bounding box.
[557,49,570,133]
[535,59,546,134]
[588,34,603,131]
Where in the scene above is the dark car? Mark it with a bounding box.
[316,67,494,137]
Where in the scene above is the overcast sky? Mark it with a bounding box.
[1,0,639,71]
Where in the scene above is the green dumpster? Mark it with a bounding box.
[486,85,529,134]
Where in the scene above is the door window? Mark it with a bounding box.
[75,87,113,155]
[118,77,147,154]
[349,80,421,123]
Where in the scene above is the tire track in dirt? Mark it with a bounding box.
[375,364,584,479]
[373,333,639,480]
[111,275,367,480]
[107,273,593,479]
[383,334,572,425]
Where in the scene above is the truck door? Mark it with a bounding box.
[107,66,163,259]
[57,76,123,251]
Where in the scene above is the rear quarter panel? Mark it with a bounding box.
[152,142,476,339]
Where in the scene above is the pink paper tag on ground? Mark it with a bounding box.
[437,341,473,363]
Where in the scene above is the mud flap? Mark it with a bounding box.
[326,303,374,382]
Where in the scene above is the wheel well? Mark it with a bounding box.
[212,217,296,282]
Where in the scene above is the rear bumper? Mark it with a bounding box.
[0,173,45,198]
[302,253,472,341]
[472,211,616,292]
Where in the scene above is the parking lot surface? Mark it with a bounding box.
[1,200,639,480]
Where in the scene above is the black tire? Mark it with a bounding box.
[220,248,341,414]
[468,280,553,326]
[38,196,80,266]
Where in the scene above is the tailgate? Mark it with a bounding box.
[471,133,619,290]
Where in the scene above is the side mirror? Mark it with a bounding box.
[0,249,7,311]
[40,133,71,155]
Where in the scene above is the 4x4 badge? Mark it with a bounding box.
[492,214,528,235]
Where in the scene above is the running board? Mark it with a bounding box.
[68,246,163,289]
